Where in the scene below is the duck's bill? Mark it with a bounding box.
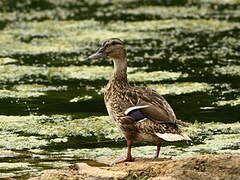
[86,51,106,60]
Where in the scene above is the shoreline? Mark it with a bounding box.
[30,154,240,180]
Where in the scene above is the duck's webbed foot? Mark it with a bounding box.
[115,139,133,164]
[115,155,134,164]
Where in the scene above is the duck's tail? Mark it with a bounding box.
[155,133,191,142]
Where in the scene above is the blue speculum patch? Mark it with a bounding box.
[128,110,146,121]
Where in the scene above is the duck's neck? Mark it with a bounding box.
[110,57,129,87]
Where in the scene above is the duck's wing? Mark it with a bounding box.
[124,86,177,124]
[124,87,191,141]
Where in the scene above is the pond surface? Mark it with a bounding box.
[0,0,240,178]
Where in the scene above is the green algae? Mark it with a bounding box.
[0,133,49,150]
[70,95,93,103]
[0,115,69,138]
[49,66,185,82]
[213,65,240,77]
[0,65,112,84]
[128,71,186,82]
[0,150,20,158]
[37,161,70,169]
[1,115,240,177]
[0,84,69,100]
[13,84,67,92]
[7,20,100,35]
[117,6,210,20]
[199,0,240,4]
[1,113,239,153]
[180,133,240,157]
[0,65,48,84]
[77,122,240,161]
[116,5,240,21]
[0,20,155,55]
[42,123,240,164]
[0,162,30,170]
[0,65,175,85]
[5,18,237,61]
[1,0,239,24]
[0,162,37,179]
[149,82,212,95]
[49,66,113,81]
[0,57,17,65]
[0,115,119,140]
[201,134,240,151]
[215,97,240,107]
[109,19,239,32]
[0,89,45,99]
[184,121,240,145]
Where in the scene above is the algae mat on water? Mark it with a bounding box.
[0,65,185,84]
[0,114,240,154]
[1,116,239,178]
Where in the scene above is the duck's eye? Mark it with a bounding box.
[101,43,110,50]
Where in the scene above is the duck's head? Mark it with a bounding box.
[87,38,126,60]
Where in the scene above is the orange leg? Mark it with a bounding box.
[155,142,161,159]
[115,139,133,163]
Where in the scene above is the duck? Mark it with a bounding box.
[87,38,191,163]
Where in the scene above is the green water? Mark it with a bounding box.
[0,0,240,178]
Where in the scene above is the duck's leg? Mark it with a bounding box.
[154,142,161,159]
[116,139,133,163]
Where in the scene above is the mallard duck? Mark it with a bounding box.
[87,38,191,163]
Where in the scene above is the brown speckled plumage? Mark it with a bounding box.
[87,38,191,163]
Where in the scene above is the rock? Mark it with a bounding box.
[30,154,240,180]
[75,163,128,179]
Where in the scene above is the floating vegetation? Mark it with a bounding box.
[48,66,135,82]
[13,84,67,92]
[40,121,240,163]
[215,97,240,107]
[0,57,17,65]
[49,66,113,81]
[213,65,240,77]
[128,71,186,82]
[198,0,240,5]
[201,134,240,151]
[0,133,49,150]
[149,82,212,95]
[0,65,48,84]
[0,65,185,85]
[1,114,239,152]
[109,19,239,32]
[0,162,30,170]
[70,95,93,103]
[185,122,240,140]
[0,150,20,158]
[116,6,211,20]
[0,89,45,99]
[0,84,67,99]
[0,21,156,56]
[0,115,119,140]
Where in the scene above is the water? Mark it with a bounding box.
[0,0,240,178]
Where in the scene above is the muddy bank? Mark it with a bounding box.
[30,154,240,180]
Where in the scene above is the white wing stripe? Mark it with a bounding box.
[137,118,148,123]
[124,105,150,115]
